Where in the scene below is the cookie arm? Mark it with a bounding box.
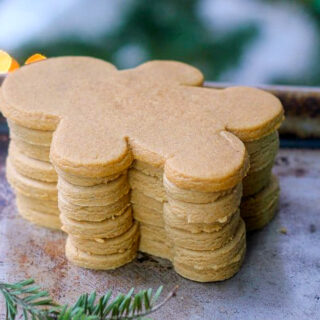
[222,87,284,141]
[164,130,249,192]
[183,86,284,141]
[50,117,133,178]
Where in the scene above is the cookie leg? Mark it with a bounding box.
[56,163,139,270]
[163,175,246,282]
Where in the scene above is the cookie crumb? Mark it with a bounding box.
[279,227,287,234]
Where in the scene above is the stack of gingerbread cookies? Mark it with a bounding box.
[241,132,280,231]
[0,57,283,282]
[129,160,246,282]
[58,164,140,270]
[5,120,60,229]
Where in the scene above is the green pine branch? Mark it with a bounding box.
[0,278,178,320]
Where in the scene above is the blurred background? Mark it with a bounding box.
[1,0,320,85]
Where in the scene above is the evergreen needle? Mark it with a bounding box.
[0,278,177,320]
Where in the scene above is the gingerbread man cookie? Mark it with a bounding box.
[0,57,283,281]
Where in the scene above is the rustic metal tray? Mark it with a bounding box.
[0,138,319,319]
[0,80,319,319]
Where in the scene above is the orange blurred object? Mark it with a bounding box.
[25,53,46,65]
[0,50,20,73]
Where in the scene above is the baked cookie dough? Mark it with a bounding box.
[1,57,283,282]
[241,175,279,231]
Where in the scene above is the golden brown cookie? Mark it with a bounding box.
[242,132,279,197]
[6,158,57,200]
[1,57,282,191]
[16,193,59,216]
[241,175,279,231]
[165,210,240,251]
[242,161,274,197]
[132,205,165,227]
[55,166,122,187]
[244,131,279,173]
[132,160,163,179]
[60,207,133,239]
[58,174,130,206]
[128,168,166,202]
[9,142,57,182]
[0,57,284,282]
[167,183,242,224]
[139,223,173,260]
[17,205,61,230]
[65,236,139,270]
[8,120,53,146]
[13,138,50,162]
[173,219,246,282]
[131,189,163,213]
[174,245,246,282]
[163,174,238,204]
[58,193,130,222]
[16,193,61,229]
[163,203,236,234]
[68,222,139,255]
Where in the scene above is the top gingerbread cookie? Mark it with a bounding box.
[0,57,283,192]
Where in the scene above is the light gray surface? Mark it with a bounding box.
[0,147,319,319]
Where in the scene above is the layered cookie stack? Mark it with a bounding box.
[0,57,283,282]
[58,169,139,270]
[5,120,60,229]
[241,175,279,231]
[241,131,280,231]
[129,160,246,282]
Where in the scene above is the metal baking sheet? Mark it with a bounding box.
[0,136,319,319]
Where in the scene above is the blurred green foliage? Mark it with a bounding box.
[16,0,258,81]
[13,0,320,84]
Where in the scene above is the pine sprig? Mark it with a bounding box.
[0,278,56,319]
[0,278,178,320]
